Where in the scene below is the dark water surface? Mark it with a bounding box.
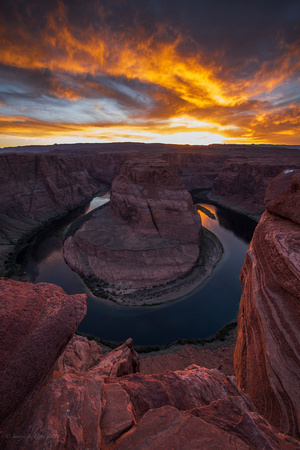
[20,196,257,346]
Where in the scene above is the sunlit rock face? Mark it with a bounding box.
[64,158,202,291]
[234,170,300,438]
[0,278,87,439]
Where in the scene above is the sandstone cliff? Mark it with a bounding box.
[234,169,300,438]
[211,157,300,218]
[63,158,202,293]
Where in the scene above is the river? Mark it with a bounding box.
[19,194,257,346]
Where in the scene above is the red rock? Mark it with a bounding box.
[55,334,103,373]
[211,158,300,216]
[111,365,255,420]
[265,169,300,225]
[3,362,296,449]
[0,278,87,438]
[2,372,105,450]
[64,158,202,292]
[101,383,134,445]
[234,210,300,438]
[90,338,140,377]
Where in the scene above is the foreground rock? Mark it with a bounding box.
[0,278,298,448]
[64,158,202,294]
[3,364,297,449]
[234,170,300,438]
[0,278,87,438]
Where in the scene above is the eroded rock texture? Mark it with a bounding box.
[3,365,297,449]
[211,158,300,217]
[234,170,300,438]
[0,276,298,448]
[1,143,300,275]
[0,278,87,438]
[64,158,202,291]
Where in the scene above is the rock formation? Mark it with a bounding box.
[0,278,87,438]
[63,158,202,292]
[1,143,300,275]
[211,157,300,218]
[0,276,298,448]
[234,169,300,438]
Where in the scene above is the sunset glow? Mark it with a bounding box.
[0,0,299,147]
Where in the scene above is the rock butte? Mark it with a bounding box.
[234,169,300,438]
[63,158,202,292]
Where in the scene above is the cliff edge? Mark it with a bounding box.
[234,169,300,438]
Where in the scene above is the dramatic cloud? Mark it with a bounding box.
[0,0,299,147]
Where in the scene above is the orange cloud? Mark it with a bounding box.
[0,1,299,147]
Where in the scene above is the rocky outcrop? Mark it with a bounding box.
[265,169,300,225]
[0,278,87,437]
[63,158,202,293]
[0,277,298,448]
[211,157,300,217]
[55,334,103,373]
[3,365,296,449]
[234,170,300,438]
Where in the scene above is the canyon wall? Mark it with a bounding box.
[1,143,299,275]
[211,157,300,217]
[234,170,300,438]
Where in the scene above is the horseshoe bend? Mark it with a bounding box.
[63,157,223,305]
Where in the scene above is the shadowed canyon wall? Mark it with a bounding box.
[1,143,299,275]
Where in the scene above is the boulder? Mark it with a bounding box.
[0,278,87,437]
[3,364,296,449]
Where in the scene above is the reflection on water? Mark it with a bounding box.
[19,197,257,346]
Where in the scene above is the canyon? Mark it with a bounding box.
[1,143,299,277]
[63,157,203,298]
[0,143,300,447]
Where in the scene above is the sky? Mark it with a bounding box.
[0,0,299,148]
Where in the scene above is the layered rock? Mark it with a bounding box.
[211,157,300,217]
[0,152,107,274]
[1,143,300,275]
[64,158,202,292]
[234,170,300,438]
[0,278,87,437]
